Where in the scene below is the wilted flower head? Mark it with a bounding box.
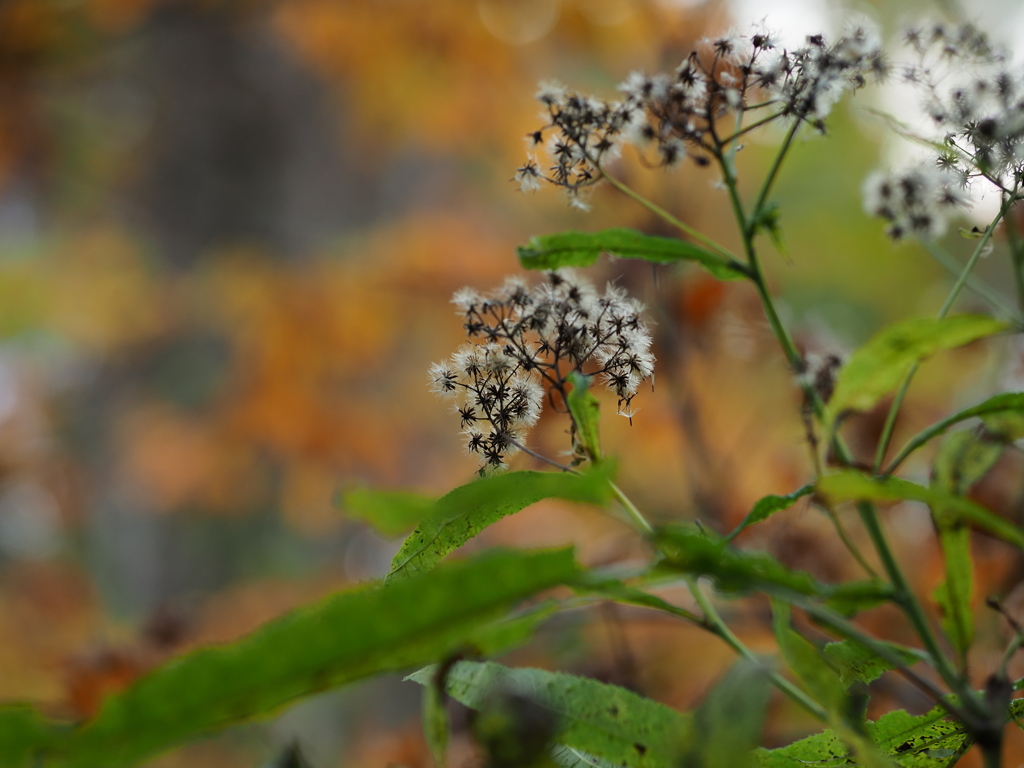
[517,20,886,206]
[862,166,969,240]
[429,271,654,471]
[866,22,1024,238]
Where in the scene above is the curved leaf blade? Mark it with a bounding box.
[931,431,994,663]
[726,485,814,541]
[827,316,1008,424]
[44,548,577,768]
[655,525,891,615]
[888,391,1024,472]
[516,228,746,280]
[566,371,603,464]
[408,661,692,768]
[816,470,1024,550]
[387,469,612,583]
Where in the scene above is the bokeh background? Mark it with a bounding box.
[3,0,1024,765]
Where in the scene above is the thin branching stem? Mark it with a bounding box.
[688,577,830,722]
[873,199,1010,473]
[711,123,990,719]
[597,167,747,271]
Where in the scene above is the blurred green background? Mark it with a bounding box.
[1,0,1022,765]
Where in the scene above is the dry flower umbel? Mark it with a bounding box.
[515,21,887,208]
[429,271,654,471]
[864,22,1024,240]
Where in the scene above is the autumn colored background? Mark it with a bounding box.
[3,0,1024,766]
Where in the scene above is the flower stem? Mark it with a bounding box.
[713,125,989,719]
[750,119,801,234]
[688,577,829,722]
[597,168,747,271]
[608,479,653,535]
[873,200,1010,472]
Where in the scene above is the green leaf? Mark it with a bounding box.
[341,487,436,537]
[656,525,819,596]
[824,581,895,617]
[470,600,562,656]
[930,431,992,663]
[686,659,772,768]
[888,391,1024,471]
[0,705,59,768]
[388,469,612,583]
[823,640,926,687]
[816,470,1024,550]
[867,706,971,767]
[753,703,972,767]
[423,681,450,768]
[566,371,603,464]
[725,485,814,541]
[571,572,702,625]
[826,316,1008,424]
[932,429,1003,496]
[932,537,973,668]
[516,228,746,280]
[752,202,790,263]
[753,728,848,767]
[470,684,560,768]
[772,604,896,768]
[771,602,847,715]
[42,548,578,768]
[408,661,693,768]
[655,525,892,614]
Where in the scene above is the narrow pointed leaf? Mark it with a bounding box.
[930,431,992,663]
[726,485,814,541]
[387,469,612,583]
[655,525,891,614]
[816,470,1024,550]
[827,316,1007,424]
[39,548,577,768]
[932,532,973,666]
[572,573,703,625]
[408,661,693,768]
[888,391,1024,471]
[771,602,847,715]
[566,371,603,464]
[423,682,450,768]
[516,228,746,280]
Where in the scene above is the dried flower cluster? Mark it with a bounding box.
[862,166,969,240]
[515,21,886,207]
[865,23,1023,239]
[429,271,654,471]
[906,23,1023,190]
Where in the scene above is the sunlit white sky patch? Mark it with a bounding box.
[725,0,837,46]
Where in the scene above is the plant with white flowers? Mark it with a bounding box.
[25,15,1024,768]
[408,17,1024,768]
[429,272,654,471]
